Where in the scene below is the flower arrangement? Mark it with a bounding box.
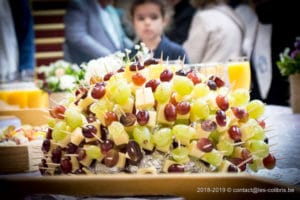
[35,60,84,93]
[277,37,300,76]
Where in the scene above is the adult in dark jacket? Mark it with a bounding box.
[166,0,196,45]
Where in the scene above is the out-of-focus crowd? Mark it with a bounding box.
[0,0,299,106]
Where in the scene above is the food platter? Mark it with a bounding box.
[1,173,299,200]
[0,109,48,173]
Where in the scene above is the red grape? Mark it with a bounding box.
[145,79,160,92]
[263,153,276,169]
[60,157,72,174]
[175,69,187,76]
[144,58,158,66]
[51,147,62,163]
[168,164,184,173]
[187,71,201,85]
[231,107,249,121]
[129,62,144,71]
[176,101,191,115]
[228,125,242,141]
[104,149,119,167]
[136,110,150,125]
[164,103,177,121]
[229,157,246,171]
[241,148,253,164]
[104,111,118,126]
[103,72,114,81]
[49,105,66,119]
[227,164,239,172]
[127,140,143,165]
[77,148,86,161]
[82,124,97,138]
[201,120,217,132]
[216,110,227,126]
[120,112,136,127]
[46,128,52,139]
[207,79,217,90]
[66,143,78,154]
[100,139,114,154]
[117,67,125,73]
[197,138,213,152]
[216,95,229,111]
[160,69,173,82]
[91,84,106,99]
[87,114,96,123]
[75,86,88,99]
[209,75,225,87]
[42,139,51,153]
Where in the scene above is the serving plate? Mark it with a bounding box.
[0,108,49,126]
[0,173,299,200]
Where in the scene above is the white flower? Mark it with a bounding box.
[59,75,76,90]
[47,76,59,85]
[55,68,65,77]
[84,54,123,84]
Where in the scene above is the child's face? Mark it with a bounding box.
[132,3,166,42]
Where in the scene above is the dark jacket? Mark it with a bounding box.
[130,35,189,64]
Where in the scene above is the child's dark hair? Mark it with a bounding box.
[130,0,166,17]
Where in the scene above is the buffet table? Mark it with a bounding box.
[0,105,300,200]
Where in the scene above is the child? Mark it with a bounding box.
[129,0,189,63]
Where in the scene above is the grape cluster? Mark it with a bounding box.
[39,60,275,175]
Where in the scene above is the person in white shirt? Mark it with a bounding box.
[183,0,244,63]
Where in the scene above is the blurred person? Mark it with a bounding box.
[0,0,18,82]
[10,0,35,81]
[0,0,35,82]
[251,0,300,106]
[183,0,244,63]
[230,0,272,102]
[165,0,196,45]
[129,0,189,63]
[63,0,133,65]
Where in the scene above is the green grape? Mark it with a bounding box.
[171,147,189,163]
[216,140,234,156]
[229,88,250,106]
[192,83,210,98]
[65,108,83,131]
[246,139,269,158]
[90,100,107,114]
[248,158,264,172]
[114,83,131,105]
[48,118,56,128]
[52,121,67,141]
[152,127,172,147]
[246,99,265,119]
[173,76,194,96]
[240,119,262,141]
[208,130,221,144]
[201,150,223,167]
[133,125,153,150]
[84,145,102,160]
[190,99,210,120]
[108,121,129,145]
[106,78,130,105]
[154,82,172,104]
[172,124,193,145]
[250,124,265,140]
